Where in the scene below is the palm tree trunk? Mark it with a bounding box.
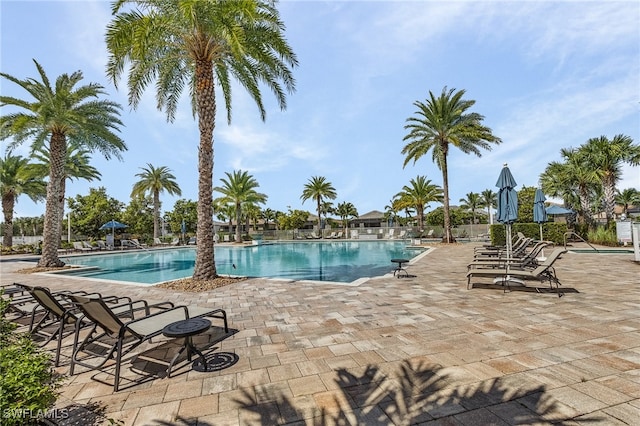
[603,175,616,223]
[235,202,242,243]
[38,133,66,267]
[441,154,453,243]
[316,197,322,237]
[192,58,217,280]
[153,190,160,238]
[2,193,15,248]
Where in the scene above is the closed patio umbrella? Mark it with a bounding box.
[495,164,521,285]
[533,188,547,241]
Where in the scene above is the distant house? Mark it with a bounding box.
[352,210,386,228]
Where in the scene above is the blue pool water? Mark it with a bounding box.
[59,241,426,285]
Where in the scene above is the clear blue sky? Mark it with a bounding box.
[2,0,639,219]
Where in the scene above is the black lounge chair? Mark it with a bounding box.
[68,295,228,391]
[466,248,567,297]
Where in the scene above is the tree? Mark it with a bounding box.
[164,199,198,236]
[214,170,267,243]
[277,209,309,230]
[582,135,639,223]
[395,176,443,231]
[516,186,536,223]
[301,176,337,234]
[0,60,126,267]
[31,140,102,233]
[335,202,358,238]
[480,189,497,225]
[261,208,277,230]
[401,87,501,243]
[106,0,297,280]
[0,154,46,247]
[616,188,640,216]
[131,164,182,239]
[67,187,124,239]
[121,194,154,237]
[540,148,599,227]
[459,192,481,227]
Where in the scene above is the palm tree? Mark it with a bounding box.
[0,154,46,247]
[540,148,599,227]
[301,176,337,235]
[106,0,297,280]
[459,192,481,225]
[582,135,640,223]
[480,189,497,225]
[261,208,277,231]
[401,87,501,243]
[616,188,640,216]
[394,176,443,231]
[0,60,126,267]
[31,140,102,234]
[335,202,358,238]
[131,164,182,239]
[214,170,267,243]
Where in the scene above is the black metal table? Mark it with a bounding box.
[391,258,410,278]
[162,317,211,377]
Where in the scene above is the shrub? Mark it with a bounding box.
[587,226,618,246]
[0,294,63,426]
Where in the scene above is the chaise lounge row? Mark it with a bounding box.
[3,283,230,392]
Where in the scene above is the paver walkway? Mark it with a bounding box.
[1,243,639,425]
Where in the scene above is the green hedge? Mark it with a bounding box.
[490,222,568,246]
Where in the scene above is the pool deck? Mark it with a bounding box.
[1,242,639,425]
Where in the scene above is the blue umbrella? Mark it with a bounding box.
[545,205,574,215]
[99,220,128,243]
[495,164,519,282]
[533,188,547,241]
[99,220,128,231]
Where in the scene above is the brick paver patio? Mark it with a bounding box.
[1,242,638,425]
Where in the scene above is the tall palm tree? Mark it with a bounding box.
[401,87,501,243]
[301,176,337,234]
[540,148,599,227]
[214,170,267,243]
[0,154,46,247]
[31,140,102,234]
[394,176,443,230]
[459,192,481,227]
[480,189,497,225]
[106,0,297,280]
[131,164,182,239]
[616,188,640,216]
[261,208,277,231]
[0,60,126,267]
[582,134,639,223]
[335,202,358,239]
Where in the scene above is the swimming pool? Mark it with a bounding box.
[58,241,428,285]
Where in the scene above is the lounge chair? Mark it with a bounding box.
[131,238,147,248]
[154,237,169,247]
[82,241,98,251]
[387,229,395,239]
[16,284,131,366]
[171,237,180,246]
[468,241,551,270]
[474,236,533,258]
[466,248,567,297]
[96,240,109,250]
[68,295,228,391]
[73,241,93,252]
[327,232,337,239]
